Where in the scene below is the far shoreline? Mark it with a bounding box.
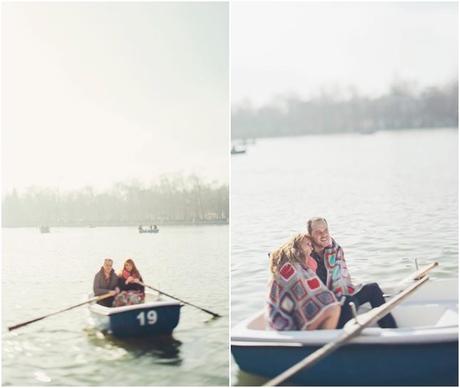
[231,126,458,142]
[2,220,229,228]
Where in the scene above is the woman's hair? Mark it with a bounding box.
[269,233,312,274]
[120,258,141,279]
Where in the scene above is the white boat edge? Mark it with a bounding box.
[88,292,182,316]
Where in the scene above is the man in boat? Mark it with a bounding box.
[307,217,397,328]
[93,258,120,307]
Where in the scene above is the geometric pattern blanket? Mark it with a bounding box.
[266,261,339,330]
[324,239,362,302]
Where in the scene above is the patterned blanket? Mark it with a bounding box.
[324,239,362,301]
[266,262,339,330]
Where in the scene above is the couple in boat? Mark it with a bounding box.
[93,257,145,307]
[267,217,397,331]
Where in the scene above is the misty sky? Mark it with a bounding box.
[2,2,228,193]
[232,2,458,106]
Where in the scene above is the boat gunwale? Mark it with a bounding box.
[231,325,459,346]
[231,300,458,345]
[89,300,182,316]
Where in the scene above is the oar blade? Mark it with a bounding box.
[201,309,221,319]
[7,292,113,332]
[8,316,46,331]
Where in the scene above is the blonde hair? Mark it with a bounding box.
[269,233,312,274]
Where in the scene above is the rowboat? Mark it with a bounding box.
[231,145,247,155]
[39,225,50,233]
[231,278,458,386]
[138,226,159,233]
[89,293,182,338]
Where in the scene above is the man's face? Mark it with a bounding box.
[103,260,113,273]
[310,220,332,249]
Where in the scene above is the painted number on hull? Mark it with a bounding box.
[136,310,158,326]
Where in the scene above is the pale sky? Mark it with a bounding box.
[2,2,229,193]
[232,2,458,106]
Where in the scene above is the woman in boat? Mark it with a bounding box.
[113,258,145,307]
[93,258,120,307]
[267,233,341,330]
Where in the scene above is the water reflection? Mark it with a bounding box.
[234,369,267,386]
[86,329,183,365]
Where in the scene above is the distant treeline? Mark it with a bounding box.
[2,175,229,227]
[232,81,458,139]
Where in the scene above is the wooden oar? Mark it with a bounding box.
[264,274,431,386]
[399,261,438,283]
[138,282,221,318]
[8,292,114,331]
[383,261,439,298]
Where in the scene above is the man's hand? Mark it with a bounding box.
[110,287,120,296]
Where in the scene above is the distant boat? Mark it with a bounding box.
[231,145,246,155]
[138,225,159,234]
[39,226,50,233]
[358,127,377,135]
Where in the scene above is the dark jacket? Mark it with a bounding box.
[93,268,119,306]
[118,274,145,293]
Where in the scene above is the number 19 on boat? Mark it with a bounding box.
[136,310,158,326]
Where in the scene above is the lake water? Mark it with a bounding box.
[231,128,458,385]
[2,225,228,386]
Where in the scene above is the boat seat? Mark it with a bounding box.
[435,307,458,327]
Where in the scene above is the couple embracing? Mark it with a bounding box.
[93,257,145,307]
[267,217,397,331]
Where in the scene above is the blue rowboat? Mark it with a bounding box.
[89,293,182,338]
[231,279,458,385]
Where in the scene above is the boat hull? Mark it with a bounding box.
[110,304,180,337]
[232,279,458,385]
[232,340,458,385]
[90,300,181,338]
